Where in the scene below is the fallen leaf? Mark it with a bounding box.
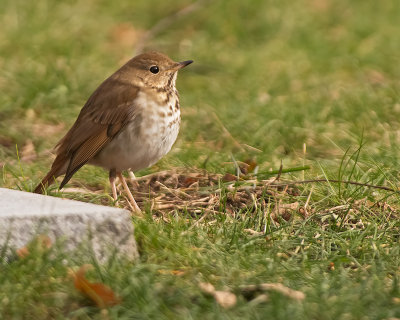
[70,264,121,308]
[276,252,289,259]
[16,246,29,258]
[21,236,51,255]
[182,176,199,187]
[240,158,258,175]
[222,173,237,182]
[259,283,305,301]
[158,269,185,276]
[248,294,269,306]
[16,235,52,258]
[213,290,237,309]
[240,283,305,301]
[244,229,264,236]
[279,202,299,210]
[171,270,185,276]
[199,282,237,309]
[199,282,215,295]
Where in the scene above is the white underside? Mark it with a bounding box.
[90,91,180,172]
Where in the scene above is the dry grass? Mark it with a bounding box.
[62,168,400,233]
[111,169,300,218]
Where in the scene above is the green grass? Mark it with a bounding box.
[1,0,400,318]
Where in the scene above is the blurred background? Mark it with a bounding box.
[1,0,400,189]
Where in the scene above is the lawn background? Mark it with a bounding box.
[1,0,400,318]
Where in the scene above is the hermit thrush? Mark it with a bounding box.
[34,51,193,212]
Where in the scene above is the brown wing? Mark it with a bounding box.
[34,76,141,193]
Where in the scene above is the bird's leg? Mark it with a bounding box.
[127,169,139,189]
[109,169,118,202]
[117,172,142,214]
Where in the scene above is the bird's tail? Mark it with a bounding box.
[34,156,67,194]
[34,171,56,193]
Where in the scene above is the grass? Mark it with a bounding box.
[1,0,400,318]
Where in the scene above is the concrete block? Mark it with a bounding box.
[0,188,138,262]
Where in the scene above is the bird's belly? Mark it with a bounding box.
[91,107,180,172]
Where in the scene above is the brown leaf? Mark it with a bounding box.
[16,235,52,258]
[182,176,199,187]
[222,173,237,182]
[16,246,29,258]
[171,270,185,276]
[245,159,257,172]
[70,264,121,308]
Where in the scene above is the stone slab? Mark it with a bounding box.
[0,188,138,262]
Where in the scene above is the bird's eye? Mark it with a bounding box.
[149,66,159,74]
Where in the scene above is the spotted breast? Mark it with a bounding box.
[90,87,181,172]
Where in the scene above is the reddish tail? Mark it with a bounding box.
[34,155,68,194]
[34,168,60,194]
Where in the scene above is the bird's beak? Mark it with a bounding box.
[178,60,193,68]
[170,60,193,71]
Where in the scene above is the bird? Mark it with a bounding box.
[34,51,193,213]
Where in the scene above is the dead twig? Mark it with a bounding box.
[304,185,314,216]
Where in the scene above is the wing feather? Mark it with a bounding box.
[34,73,141,193]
